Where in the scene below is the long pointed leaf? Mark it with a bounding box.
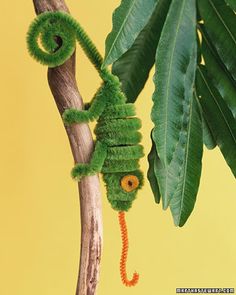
[200,25,236,119]
[202,115,217,150]
[112,0,172,102]
[196,65,236,177]
[170,94,203,227]
[147,131,161,204]
[196,95,217,150]
[151,0,197,208]
[103,0,157,67]
[198,0,236,82]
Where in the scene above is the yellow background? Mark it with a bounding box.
[0,1,235,294]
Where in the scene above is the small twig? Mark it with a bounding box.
[31,1,103,294]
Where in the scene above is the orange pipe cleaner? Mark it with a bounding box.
[118,211,139,287]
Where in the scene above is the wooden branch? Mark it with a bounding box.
[31,1,103,294]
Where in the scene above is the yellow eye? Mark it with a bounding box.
[121,175,140,192]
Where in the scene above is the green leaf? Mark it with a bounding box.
[225,0,236,11]
[198,0,236,82]
[200,25,236,119]
[151,0,197,208]
[112,0,172,102]
[196,65,236,177]
[196,93,217,150]
[202,115,217,150]
[170,94,203,227]
[147,131,161,204]
[103,0,157,67]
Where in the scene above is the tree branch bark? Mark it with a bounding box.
[32,1,103,294]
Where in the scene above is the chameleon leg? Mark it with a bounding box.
[62,93,106,124]
[62,73,122,125]
[71,141,107,181]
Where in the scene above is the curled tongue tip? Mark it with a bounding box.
[123,271,139,287]
[118,211,139,287]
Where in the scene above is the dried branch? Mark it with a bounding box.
[31,1,103,294]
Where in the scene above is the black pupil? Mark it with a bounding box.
[128,180,133,187]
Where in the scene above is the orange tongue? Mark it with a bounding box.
[118,211,139,287]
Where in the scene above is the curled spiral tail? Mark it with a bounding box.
[27,11,103,70]
[118,211,139,287]
[27,12,76,67]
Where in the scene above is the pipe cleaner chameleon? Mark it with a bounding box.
[27,11,144,287]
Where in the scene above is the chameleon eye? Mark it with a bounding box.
[120,175,140,192]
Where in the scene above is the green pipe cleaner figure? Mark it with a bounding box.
[27,11,144,287]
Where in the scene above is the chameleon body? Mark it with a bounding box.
[27,11,144,286]
[66,79,144,212]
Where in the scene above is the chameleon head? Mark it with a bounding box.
[103,170,144,211]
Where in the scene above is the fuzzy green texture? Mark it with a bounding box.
[106,145,144,160]
[63,70,126,125]
[94,118,141,135]
[103,170,144,211]
[100,104,136,119]
[27,11,144,212]
[68,93,144,211]
[97,131,142,147]
[27,11,103,69]
[63,87,107,124]
[71,141,107,181]
[102,159,140,173]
